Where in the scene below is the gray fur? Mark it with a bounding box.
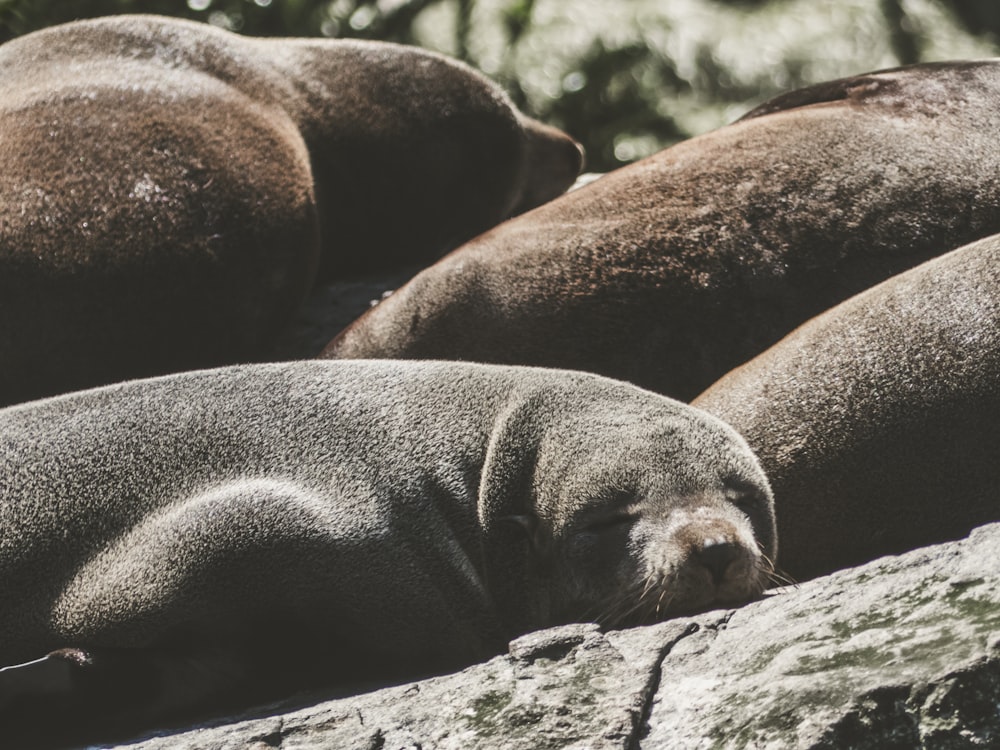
[0,15,582,406]
[694,234,1000,581]
[324,60,1000,402]
[0,360,772,739]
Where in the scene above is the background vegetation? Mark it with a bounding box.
[2,0,998,171]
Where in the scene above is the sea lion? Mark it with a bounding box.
[0,359,774,746]
[324,60,1000,402]
[693,233,1000,582]
[0,15,582,406]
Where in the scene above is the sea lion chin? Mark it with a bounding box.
[0,359,773,745]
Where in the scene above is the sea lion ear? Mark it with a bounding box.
[477,396,543,535]
[478,396,548,634]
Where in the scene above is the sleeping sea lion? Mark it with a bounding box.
[0,14,581,406]
[693,233,1000,581]
[323,60,1000,402]
[0,359,772,746]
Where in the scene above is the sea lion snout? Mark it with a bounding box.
[649,504,770,614]
[549,476,773,627]
[558,507,769,626]
[510,117,585,215]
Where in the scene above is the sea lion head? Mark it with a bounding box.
[540,415,777,626]
[480,377,776,632]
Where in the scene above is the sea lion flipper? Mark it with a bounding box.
[738,75,887,120]
[0,647,148,746]
[0,644,263,746]
[739,60,986,121]
[0,650,78,705]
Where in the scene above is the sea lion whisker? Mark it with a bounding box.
[767,568,799,588]
[655,584,675,621]
[591,577,658,628]
[593,590,642,627]
[643,570,663,597]
[563,581,644,626]
[756,551,796,587]
[615,577,670,627]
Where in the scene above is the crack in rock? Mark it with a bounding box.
[626,621,702,750]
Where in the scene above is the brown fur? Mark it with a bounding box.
[693,234,1000,581]
[0,15,581,406]
[324,60,1000,402]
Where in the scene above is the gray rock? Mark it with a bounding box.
[645,522,1000,749]
[116,621,692,750]
[113,524,1000,750]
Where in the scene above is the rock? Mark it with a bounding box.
[272,264,420,358]
[111,524,1000,749]
[116,621,695,750]
[645,522,1000,749]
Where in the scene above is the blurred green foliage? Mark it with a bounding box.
[1,0,997,171]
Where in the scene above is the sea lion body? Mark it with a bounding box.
[693,234,1000,581]
[0,359,773,744]
[325,60,1000,402]
[0,15,582,406]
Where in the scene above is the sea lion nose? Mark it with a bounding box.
[566,138,585,176]
[695,540,740,584]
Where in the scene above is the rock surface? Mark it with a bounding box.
[108,523,1000,749]
[113,620,690,750]
[271,264,418,359]
[646,523,1000,749]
